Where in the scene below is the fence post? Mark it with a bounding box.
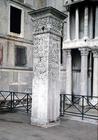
[60,94,65,116]
[82,96,84,120]
[27,93,29,113]
[10,92,13,112]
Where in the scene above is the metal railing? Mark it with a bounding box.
[60,94,98,120]
[0,91,32,113]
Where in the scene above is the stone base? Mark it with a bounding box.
[31,118,60,128]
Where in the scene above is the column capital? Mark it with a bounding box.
[92,50,98,58]
[79,47,90,56]
[29,7,67,36]
[65,49,71,56]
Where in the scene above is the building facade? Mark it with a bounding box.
[0,0,33,92]
[63,0,98,105]
[0,0,98,125]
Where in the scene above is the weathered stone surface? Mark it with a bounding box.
[30,7,66,126]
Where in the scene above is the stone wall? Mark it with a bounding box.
[0,0,33,92]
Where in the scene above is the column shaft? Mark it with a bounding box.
[84,7,88,38]
[65,50,72,95]
[75,8,79,40]
[92,50,98,104]
[89,7,93,39]
[79,48,89,96]
[67,12,70,40]
[95,6,98,38]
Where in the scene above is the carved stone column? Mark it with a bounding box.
[84,7,89,39]
[91,50,98,105]
[79,48,89,96]
[29,7,66,126]
[75,8,79,40]
[65,49,72,102]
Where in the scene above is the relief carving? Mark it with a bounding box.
[32,16,62,36]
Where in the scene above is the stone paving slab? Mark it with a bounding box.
[0,117,97,140]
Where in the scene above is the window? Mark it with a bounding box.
[10,6,21,34]
[15,46,27,66]
[9,4,24,37]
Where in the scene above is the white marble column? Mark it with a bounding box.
[91,50,98,105]
[84,6,89,39]
[65,49,72,102]
[79,48,89,96]
[95,6,98,38]
[89,7,93,39]
[67,12,70,40]
[75,8,79,40]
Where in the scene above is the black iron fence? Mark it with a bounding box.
[60,94,98,120]
[0,91,32,113]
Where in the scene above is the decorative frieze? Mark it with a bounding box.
[32,16,62,36]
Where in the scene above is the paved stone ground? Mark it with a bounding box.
[0,111,97,140]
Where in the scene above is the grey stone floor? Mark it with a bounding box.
[0,111,98,140]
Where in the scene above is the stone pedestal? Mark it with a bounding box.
[29,7,66,126]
